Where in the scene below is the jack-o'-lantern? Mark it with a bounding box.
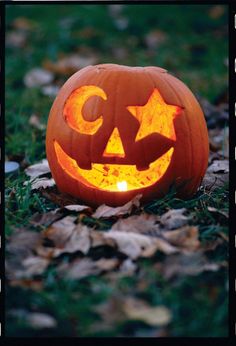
[46,64,209,207]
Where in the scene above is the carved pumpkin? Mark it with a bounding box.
[46,64,209,207]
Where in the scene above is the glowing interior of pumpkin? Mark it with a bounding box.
[55,86,182,192]
[54,140,174,191]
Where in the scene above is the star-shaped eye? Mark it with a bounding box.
[127,88,183,142]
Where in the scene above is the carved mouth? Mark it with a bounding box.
[54,140,174,192]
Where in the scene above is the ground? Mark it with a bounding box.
[5,4,228,337]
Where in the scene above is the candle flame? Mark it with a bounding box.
[117,181,128,191]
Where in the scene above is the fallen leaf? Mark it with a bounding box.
[160,208,189,230]
[111,213,160,236]
[57,258,102,279]
[119,258,137,275]
[29,114,46,130]
[92,194,142,218]
[25,159,50,178]
[29,210,64,228]
[163,226,200,252]
[42,216,77,248]
[21,256,49,277]
[6,31,27,48]
[51,224,91,257]
[9,310,57,329]
[12,17,35,31]
[207,206,228,219]
[123,297,172,326]
[27,312,57,329]
[113,16,129,30]
[64,204,92,213]
[103,230,177,259]
[208,5,225,19]
[145,30,167,50]
[209,127,228,158]
[207,160,229,173]
[7,230,41,259]
[94,296,125,331]
[160,252,222,280]
[6,230,44,280]
[104,231,154,259]
[43,53,98,76]
[41,84,60,97]
[202,172,228,191]
[10,279,43,291]
[30,177,55,190]
[93,258,119,271]
[24,68,54,88]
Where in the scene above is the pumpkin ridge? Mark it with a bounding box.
[159,73,195,190]
[164,74,208,195]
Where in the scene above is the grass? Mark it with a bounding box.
[5,3,228,337]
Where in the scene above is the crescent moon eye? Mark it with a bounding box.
[63,85,107,135]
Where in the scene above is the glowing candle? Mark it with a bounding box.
[117,181,128,191]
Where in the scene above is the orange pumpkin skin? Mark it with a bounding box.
[46,64,209,207]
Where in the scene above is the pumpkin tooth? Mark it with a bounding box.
[136,164,150,171]
[76,161,92,170]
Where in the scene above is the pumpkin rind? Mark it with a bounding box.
[46,64,209,207]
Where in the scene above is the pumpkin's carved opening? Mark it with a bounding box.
[63,85,107,135]
[54,140,174,192]
[54,86,183,192]
[103,127,125,158]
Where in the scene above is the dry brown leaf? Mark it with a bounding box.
[51,224,91,257]
[29,210,64,228]
[43,53,98,76]
[24,68,54,88]
[25,159,50,178]
[10,279,43,291]
[208,5,225,19]
[64,204,92,213]
[90,230,116,248]
[202,171,228,191]
[145,30,167,50]
[123,297,172,326]
[30,177,55,190]
[207,160,229,173]
[92,194,142,218]
[163,226,200,252]
[6,230,46,280]
[94,296,125,331]
[111,213,160,235]
[57,258,102,280]
[160,253,222,280]
[21,256,49,277]
[103,230,178,259]
[93,258,119,271]
[9,310,57,329]
[41,84,60,97]
[6,31,27,48]
[160,208,189,230]
[29,114,46,130]
[42,216,77,248]
[12,17,35,31]
[7,230,41,259]
[104,231,154,259]
[207,206,228,219]
[209,127,228,158]
[119,258,137,275]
